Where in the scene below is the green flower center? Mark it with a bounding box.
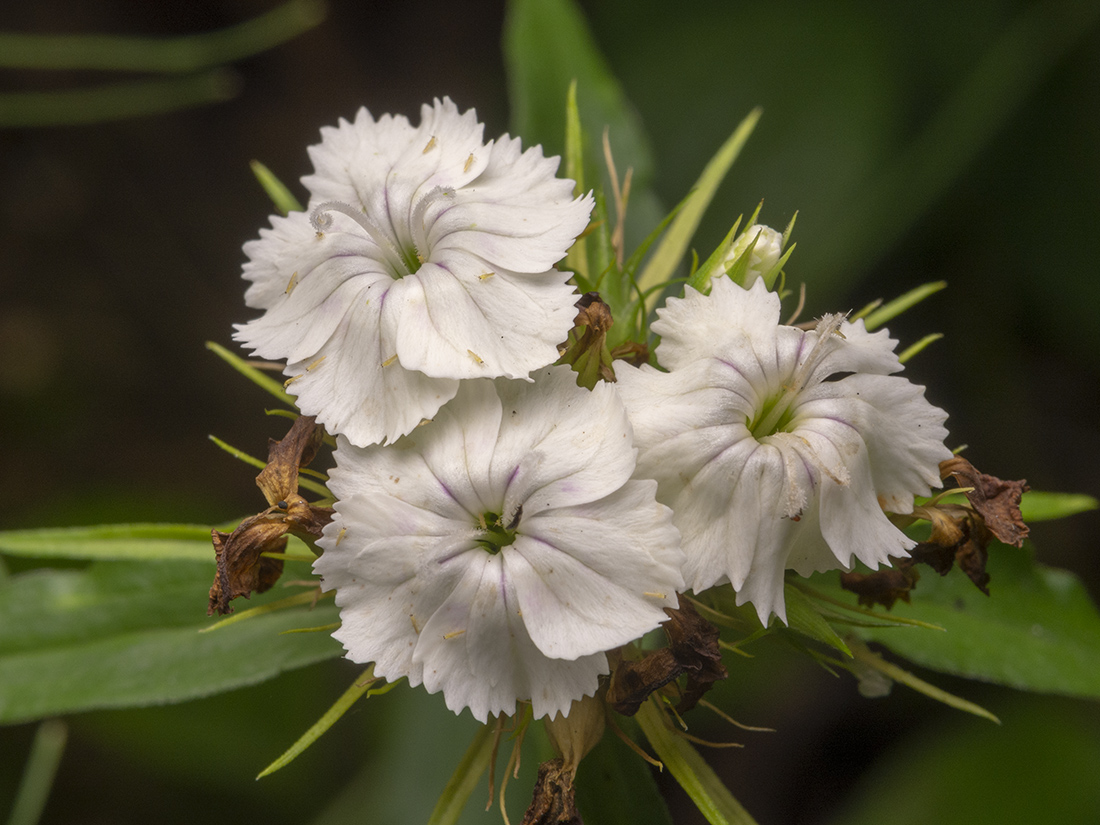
[475,511,518,554]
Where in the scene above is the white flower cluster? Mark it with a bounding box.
[236,99,952,722]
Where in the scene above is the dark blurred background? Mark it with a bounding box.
[2,1,1098,823]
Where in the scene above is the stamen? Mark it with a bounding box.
[479,271,495,281]
[284,271,299,294]
[335,526,347,546]
[464,153,475,172]
[443,629,466,640]
[751,313,847,438]
[410,614,421,635]
[409,186,455,267]
[283,374,303,388]
[381,354,398,367]
[310,200,410,276]
[423,135,437,153]
[643,591,667,599]
[467,349,484,365]
[306,355,326,371]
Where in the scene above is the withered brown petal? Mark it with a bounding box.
[607,649,681,716]
[839,566,921,610]
[955,523,993,595]
[907,541,958,575]
[606,597,728,716]
[207,513,288,616]
[609,340,649,367]
[941,456,1030,547]
[281,493,334,542]
[522,759,583,825]
[664,597,728,714]
[256,414,323,507]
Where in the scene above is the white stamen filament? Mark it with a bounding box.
[311,200,410,276]
[409,186,455,267]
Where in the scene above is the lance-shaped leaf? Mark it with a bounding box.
[809,544,1100,700]
[0,560,341,723]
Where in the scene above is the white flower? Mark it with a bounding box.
[313,365,684,722]
[616,277,952,624]
[235,98,594,447]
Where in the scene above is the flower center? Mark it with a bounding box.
[475,509,518,554]
[749,313,847,439]
[311,198,440,279]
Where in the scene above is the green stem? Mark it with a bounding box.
[7,719,67,825]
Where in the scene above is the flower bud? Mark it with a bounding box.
[723,223,783,287]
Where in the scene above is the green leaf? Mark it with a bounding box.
[826,698,1100,825]
[1020,490,1098,522]
[505,0,652,183]
[575,721,674,825]
[0,523,215,562]
[0,561,341,723]
[782,582,851,657]
[636,699,760,825]
[808,544,1100,699]
[503,0,664,253]
[250,160,304,216]
[258,667,394,779]
[426,723,496,825]
[862,281,947,330]
[0,0,326,73]
[846,638,999,723]
[898,332,943,363]
[636,108,762,311]
[8,719,67,825]
[206,340,296,407]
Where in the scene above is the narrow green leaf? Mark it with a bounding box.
[206,340,296,407]
[637,108,762,311]
[1020,490,1098,522]
[257,666,383,778]
[862,281,947,330]
[847,639,1000,723]
[250,160,303,215]
[562,80,591,284]
[0,72,237,128]
[505,0,652,182]
[685,221,742,295]
[636,699,760,825]
[898,333,943,363]
[427,723,496,825]
[808,544,1100,699]
[0,0,326,72]
[782,583,851,657]
[208,435,267,471]
[201,589,329,633]
[0,523,214,562]
[7,719,67,825]
[504,0,664,254]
